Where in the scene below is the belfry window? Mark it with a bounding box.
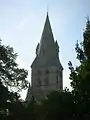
[37,78,41,86]
[56,70,58,87]
[38,69,41,75]
[45,69,49,74]
[44,78,49,86]
[56,75,58,86]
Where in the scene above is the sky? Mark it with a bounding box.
[0,0,90,99]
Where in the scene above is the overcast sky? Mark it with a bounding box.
[0,0,90,99]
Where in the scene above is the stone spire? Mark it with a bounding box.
[31,13,63,69]
[37,12,55,57]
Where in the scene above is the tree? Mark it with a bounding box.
[36,91,74,120]
[68,19,90,118]
[25,96,38,120]
[7,100,26,120]
[0,40,29,119]
[0,40,28,92]
[0,81,8,108]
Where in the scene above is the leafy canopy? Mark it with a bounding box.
[0,40,28,92]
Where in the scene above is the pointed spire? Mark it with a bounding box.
[42,12,53,36]
[37,12,55,57]
[41,12,52,37]
[31,12,63,69]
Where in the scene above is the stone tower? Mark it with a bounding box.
[26,13,63,101]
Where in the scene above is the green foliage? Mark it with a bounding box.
[26,96,37,120]
[68,18,90,118]
[0,40,28,92]
[34,91,74,120]
[7,101,26,120]
[0,40,29,119]
[83,18,90,59]
[0,82,8,108]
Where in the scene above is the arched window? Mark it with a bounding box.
[56,70,59,88]
[38,69,41,75]
[44,78,49,86]
[37,78,41,86]
[60,71,62,79]
[45,69,49,75]
[56,74,58,88]
[56,70,58,74]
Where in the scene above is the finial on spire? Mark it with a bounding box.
[47,1,49,15]
[47,4,49,14]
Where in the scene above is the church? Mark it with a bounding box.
[26,13,63,101]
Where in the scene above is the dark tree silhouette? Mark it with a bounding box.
[68,19,90,118]
[0,40,28,92]
[0,40,29,119]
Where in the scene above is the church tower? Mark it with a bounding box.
[26,13,63,101]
